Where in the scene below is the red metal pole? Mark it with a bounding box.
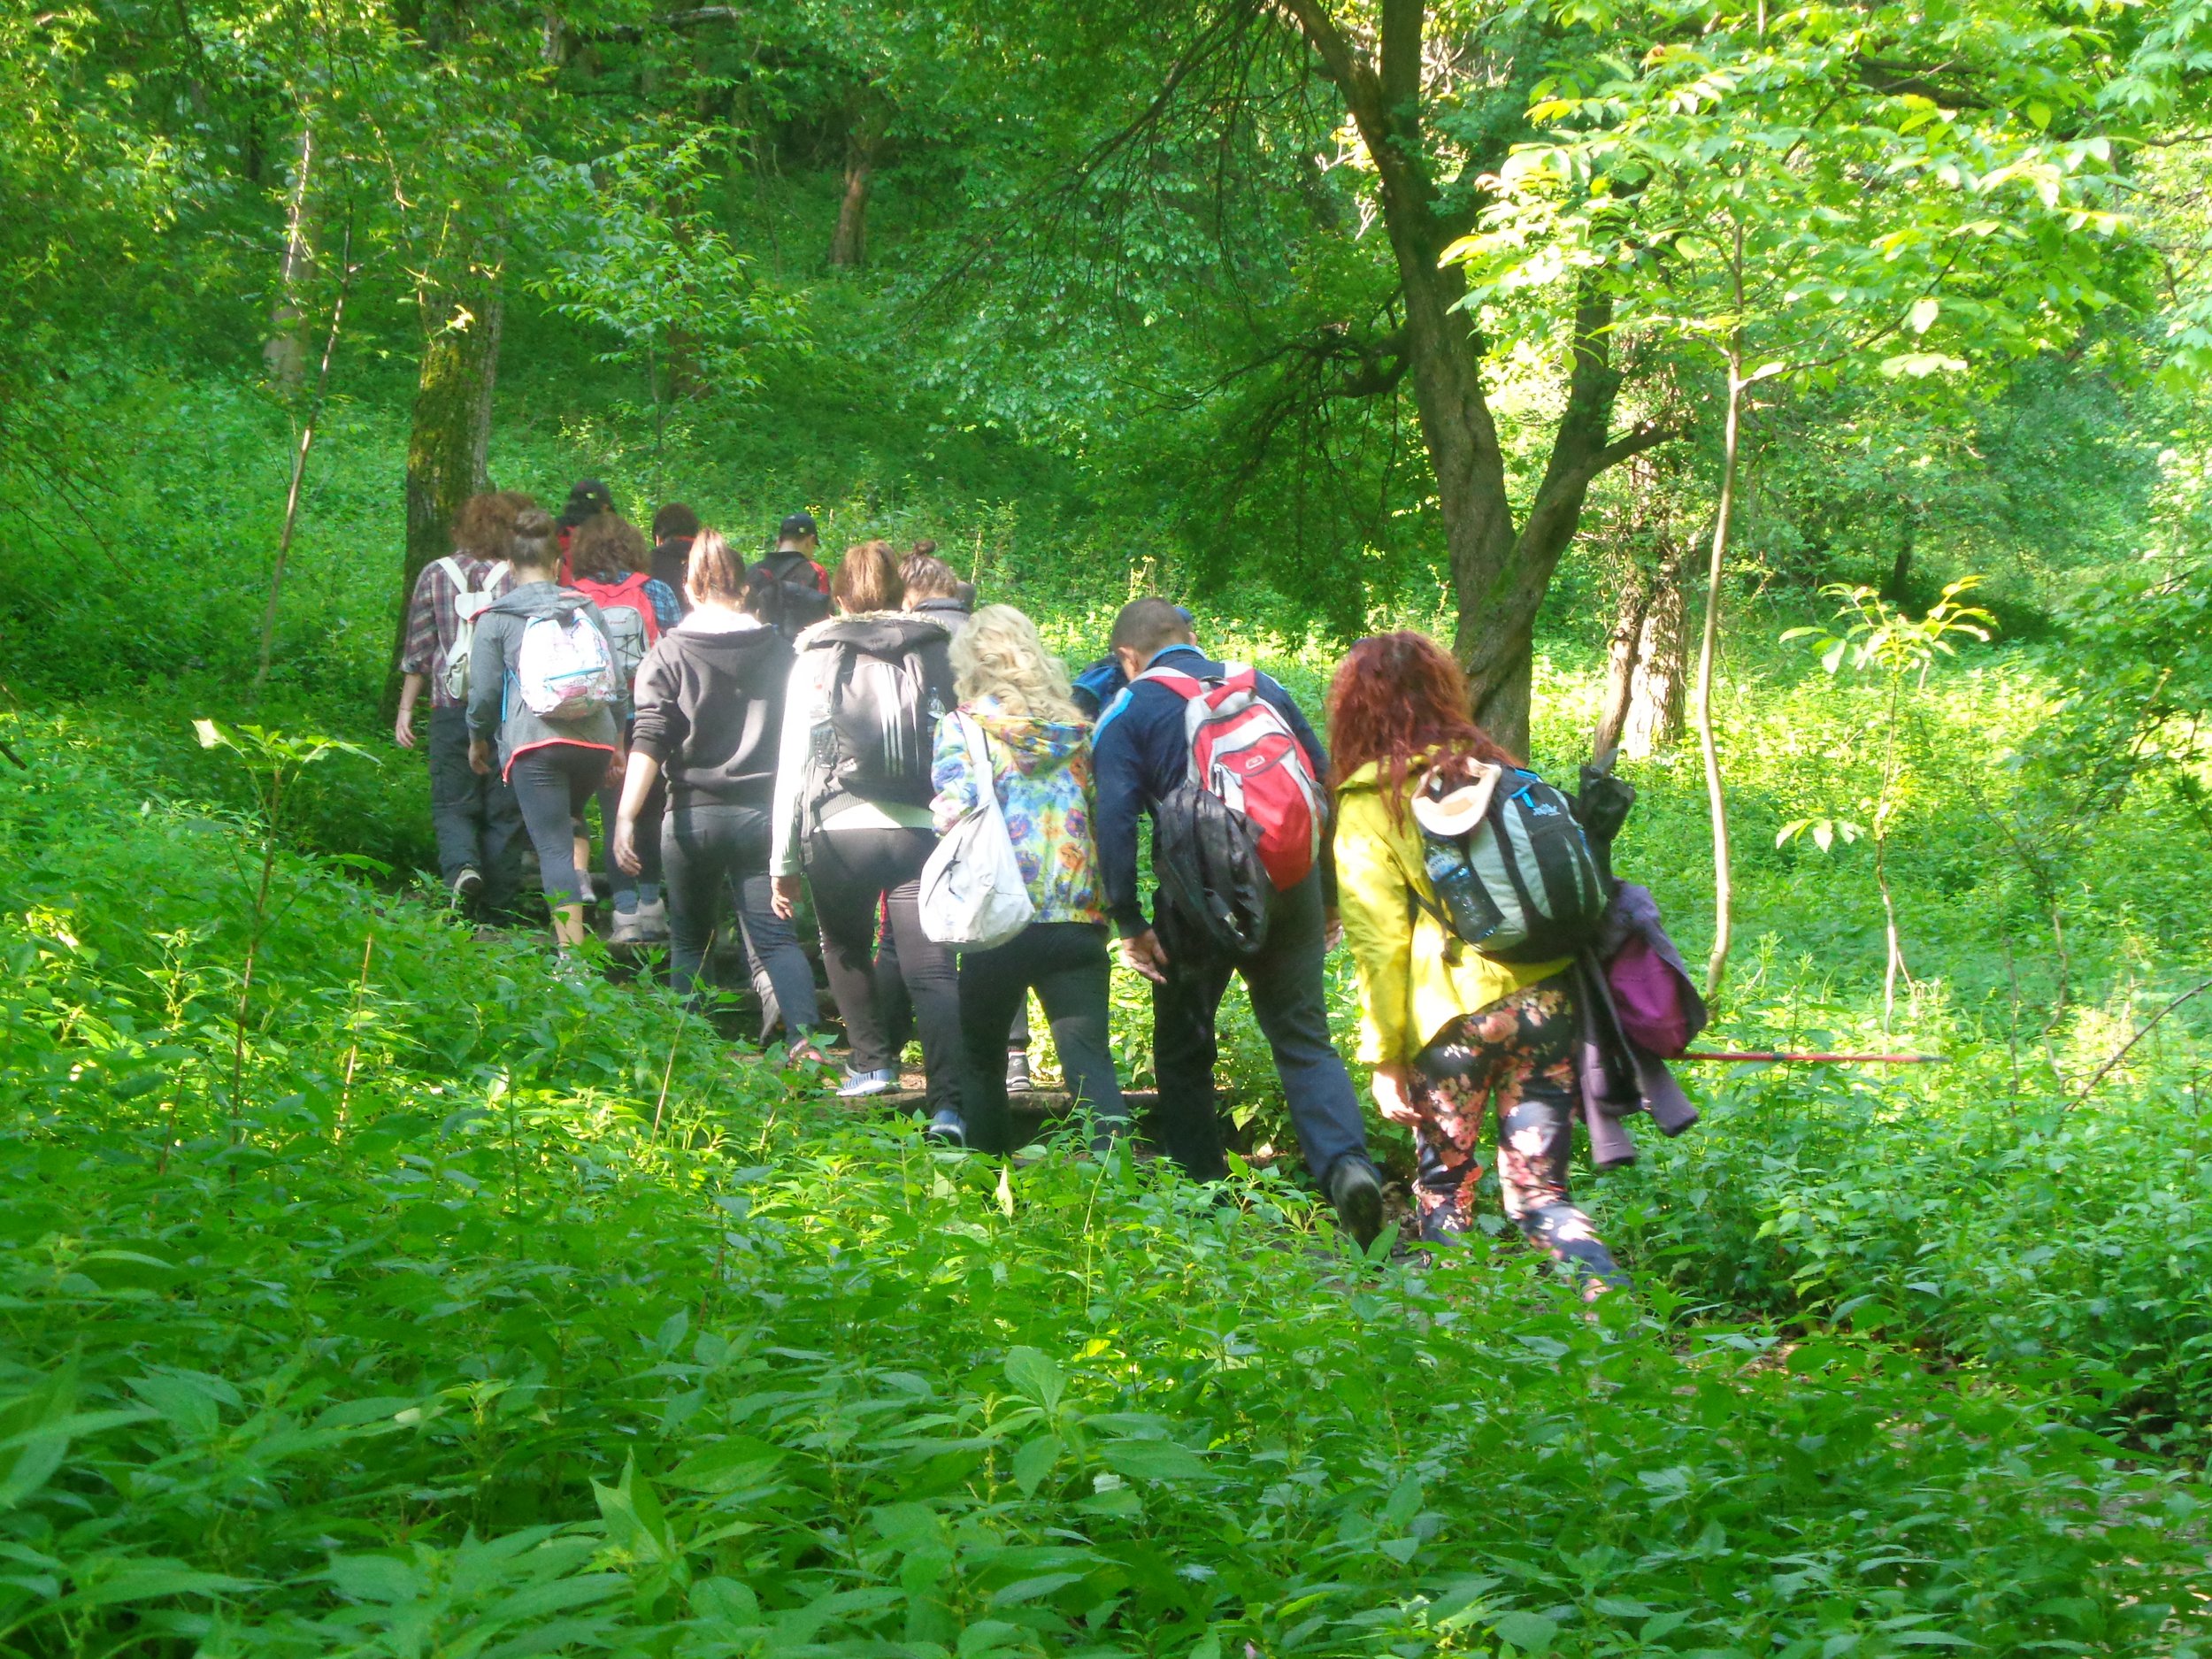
[1680,1050,1947,1065]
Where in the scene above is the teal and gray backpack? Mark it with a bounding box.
[1409,764,1609,964]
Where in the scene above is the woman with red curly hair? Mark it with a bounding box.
[1327,632,1624,1291]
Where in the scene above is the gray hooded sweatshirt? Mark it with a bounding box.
[466,580,629,774]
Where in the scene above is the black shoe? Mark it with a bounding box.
[450,867,483,910]
[1004,1048,1032,1094]
[1326,1159,1384,1250]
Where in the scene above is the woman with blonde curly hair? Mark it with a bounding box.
[929,604,1129,1154]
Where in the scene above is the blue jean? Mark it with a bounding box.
[426,705,525,906]
[1150,869,1373,1188]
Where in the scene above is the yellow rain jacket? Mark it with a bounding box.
[1333,756,1569,1064]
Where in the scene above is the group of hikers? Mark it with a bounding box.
[396,482,1708,1293]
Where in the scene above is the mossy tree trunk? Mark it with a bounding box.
[382,288,502,716]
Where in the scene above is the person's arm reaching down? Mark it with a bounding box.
[1090,700,1149,939]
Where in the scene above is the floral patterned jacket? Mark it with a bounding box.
[930,699,1106,926]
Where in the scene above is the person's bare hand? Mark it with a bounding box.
[772,874,803,919]
[1324,908,1344,952]
[394,707,418,749]
[603,749,626,789]
[612,819,641,877]
[1369,1062,1420,1126]
[1118,928,1170,985]
[467,738,492,777]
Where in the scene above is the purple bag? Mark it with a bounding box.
[1607,934,1696,1058]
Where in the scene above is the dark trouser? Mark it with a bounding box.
[880,926,1031,1054]
[662,798,818,1031]
[507,743,611,906]
[806,826,962,1118]
[1152,869,1374,1189]
[957,922,1127,1154]
[428,706,525,907]
[600,753,664,909]
[1410,978,1625,1287]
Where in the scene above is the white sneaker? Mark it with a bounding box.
[634,897,671,941]
[607,906,644,944]
[838,1067,897,1098]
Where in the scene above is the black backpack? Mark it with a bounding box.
[820,636,948,807]
[1154,783,1272,956]
[1413,766,1609,964]
[747,554,832,641]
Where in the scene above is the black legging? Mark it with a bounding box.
[956,922,1127,1154]
[661,797,818,1031]
[507,743,611,905]
[804,826,962,1120]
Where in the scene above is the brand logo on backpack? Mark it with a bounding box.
[1410,763,1609,963]
[818,633,948,810]
[1142,663,1322,955]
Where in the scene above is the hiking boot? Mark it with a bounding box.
[925,1109,967,1148]
[1326,1158,1385,1250]
[633,896,671,942]
[450,867,483,909]
[1004,1048,1032,1094]
[838,1066,897,1099]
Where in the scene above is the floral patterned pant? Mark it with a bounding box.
[1409,979,1626,1287]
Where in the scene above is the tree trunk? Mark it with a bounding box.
[828,97,885,269]
[1277,0,1669,755]
[254,222,353,698]
[263,125,314,391]
[1623,539,1686,758]
[1694,346,1743,1000]
[1884,505,1916,603]
[383,288,502,716]
[1592,568,1650,761]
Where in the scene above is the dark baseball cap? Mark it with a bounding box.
[560,479,615,528]
[779,511,819,541]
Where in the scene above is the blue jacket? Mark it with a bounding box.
[1091,644,1333,936]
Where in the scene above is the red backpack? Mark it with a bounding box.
[571,572,661,686]
[1141,662,1321,892]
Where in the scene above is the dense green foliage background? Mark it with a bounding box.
[8,0,2212,1651]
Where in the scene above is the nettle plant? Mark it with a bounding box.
[1778,578,1996,1029]
[189,719,378,1164]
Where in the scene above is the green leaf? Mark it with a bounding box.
[1101,1439,1208,1481]
[1492,1609,1559,1654]
[77,1564,261,1607]
[693,1577,762,1627]
[991,1571,1085,1605]
[323,1554,421,1603]
[1011,1432,1062,1496]
[1002,1346,1064,1411]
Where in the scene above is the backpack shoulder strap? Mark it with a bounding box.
[436,555,472,594]
[1137,664,1206,699]
[484,561,510,588]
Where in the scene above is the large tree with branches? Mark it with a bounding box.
[1269,0,1671,747]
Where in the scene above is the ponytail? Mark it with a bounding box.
[685,528,747,608]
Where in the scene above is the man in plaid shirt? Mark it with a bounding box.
[395,541,525,914]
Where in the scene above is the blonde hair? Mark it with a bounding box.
[953,605,1083,724]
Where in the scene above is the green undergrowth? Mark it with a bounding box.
[8,707,2212,1655]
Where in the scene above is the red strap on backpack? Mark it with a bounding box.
[1141,662,1320,891]
[572,572,661,643]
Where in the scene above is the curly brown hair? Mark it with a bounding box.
[1325,632,1519,826]
[569,513,649,581]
